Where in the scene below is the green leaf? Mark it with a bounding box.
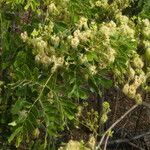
[99,77,112,89]
[78,90,88,100]
[15,134,23,148]
[64,107,74,120]
[86,52,98,62]
[8,127,23,143]
[12,99,26,114]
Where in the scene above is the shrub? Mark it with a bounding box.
[0,0,150,149]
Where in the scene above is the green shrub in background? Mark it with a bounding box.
[0,0,150,149]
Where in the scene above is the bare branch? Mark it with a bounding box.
[95,104,139,150]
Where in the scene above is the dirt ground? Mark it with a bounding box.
[65,87,150,150]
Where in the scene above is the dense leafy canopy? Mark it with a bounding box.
[0,0,150,149]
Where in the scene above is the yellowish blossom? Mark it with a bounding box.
[78,17,88,29]
[133,56,144,69]
[122,83,129,95]
[128,84,136,99]
[71,37,80,49]
[21,31,28,42]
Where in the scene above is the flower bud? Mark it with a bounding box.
[128,85,136,99]
[122,83,129,95]
[133,56,144,69]
[71,37,79,49]
[101,114,108,123]
[128,67,135,80]
[21,31,28,42]
[135,93,142,105]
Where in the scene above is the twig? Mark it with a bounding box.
[112,88,119,123]
[128,141,145,150]
[95,104,138,150]
[107,131,150,145]
[103,134,109,150]
[142,101,150,109]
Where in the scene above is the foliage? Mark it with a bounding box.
[0,0,150,149]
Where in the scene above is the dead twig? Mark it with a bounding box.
[128,141,145,150]
[106,131,150,145]
[103,133,109,150]
[142,101,150,109]
[95,104,139,150]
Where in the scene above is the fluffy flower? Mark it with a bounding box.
[89,65,97,75]
[119,24,135,38]
[79,54,88,64]
[87,135,96,149]
[95,0,108,8]
[128,67,135,80]
[100,25,111,39]
[101,114,108,123]
[65,140,83,150]
[133,75,142,88]
[79,30,92,42]
[48,3,59,15]
[78,17,88,29]
[143,27,150,38]
[122,83,129,95]
[73,29,81,38]
[51,35,60,47]
[135,93,142,105]
[142,19,150,27]
[133,56,144,69]
[107,47,116,63]
[35,53,51,65]
[71,37,80,49]
[102,101,110,112]
[128,85,136,99]
[143,40,150,48]
[107,21,116,28]
[32,37,47,51]
[115,13,129,24]
[21,31,28,42]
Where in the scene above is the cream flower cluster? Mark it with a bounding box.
[47,0,70,16]
[21,31,28,42]
[122,52,146,104]
[133,55,144,69]
[142,19,150,39]
[95,0,108,8]
[35,53,64,71]
[48,3,59,16]
[141,19,150,67]
[115,13,135,39]
[51,35,60,47]
[79,54,88,64]
[98,21,117,66]
[107,47,116,64]
[122,82,143,104]
[78,17,88,29]
[88,64,97,75]
[115,12,129,25]
[100,21,116,44]
[69,17,95,49]
[58,140,83,150]
[119,24,135,39]
[122,69,145,104]
[20,0,141,82]
[101,101,111,123]
[20,21,64,72]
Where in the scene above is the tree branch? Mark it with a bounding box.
[95,104,139,150]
